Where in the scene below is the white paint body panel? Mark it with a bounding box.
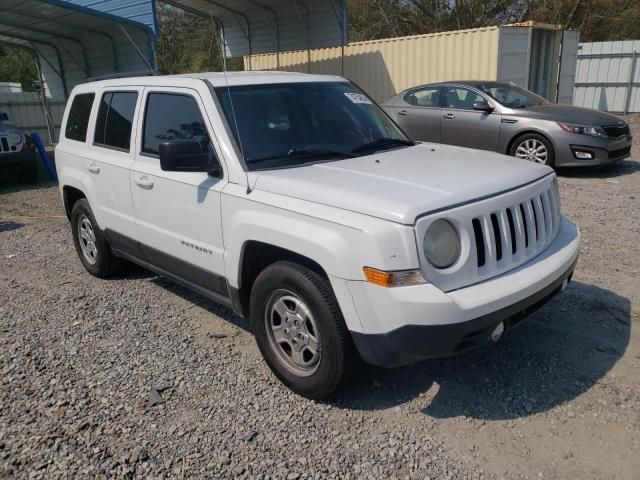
[55,72,581,341]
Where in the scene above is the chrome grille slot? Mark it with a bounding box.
[0,136,8,152]
[472,182,559,271]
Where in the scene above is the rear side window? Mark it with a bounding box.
[65,93,95,142]
[142,93,210,156]
[94,91,138,151]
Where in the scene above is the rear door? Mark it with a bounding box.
[129,86,228,298]
[387,87,442,143]
[440,86,502,151]
[85,88,141,242]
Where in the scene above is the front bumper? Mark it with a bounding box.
[0,149,37,170]
[555,134,632,167]
[344,217,580,367]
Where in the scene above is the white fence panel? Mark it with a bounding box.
[573,40,640,113]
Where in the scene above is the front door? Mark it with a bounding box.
[440,86,502,151]
[129,87,228,297]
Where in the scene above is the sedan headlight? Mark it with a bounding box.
[423,219,460,269]
[557,122,607,137]
[7,131,23,145]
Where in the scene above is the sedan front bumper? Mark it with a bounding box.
[555,133,632,167]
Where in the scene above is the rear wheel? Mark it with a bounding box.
[250,261,355,399]
[510,133,555,166]
[70,199,121,277]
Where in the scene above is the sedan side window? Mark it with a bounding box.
[444,87,486,110]
[404,88,441,107]
[142,93,210,157]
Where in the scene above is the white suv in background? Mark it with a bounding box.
[55,72,580,399]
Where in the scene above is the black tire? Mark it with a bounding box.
[509,132,555,167]
[70,198,121,277]
[250,261,355,399]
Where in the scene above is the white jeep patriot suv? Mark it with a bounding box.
[56,72,580,399]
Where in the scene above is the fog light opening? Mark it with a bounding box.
[491,322,505,342]
[574,150,593,160]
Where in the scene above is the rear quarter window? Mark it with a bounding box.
[94,91,138,151]
[65,93,95,142]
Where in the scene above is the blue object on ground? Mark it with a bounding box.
[30,132,57,181]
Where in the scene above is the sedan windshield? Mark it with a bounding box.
[215,82,410,170]
[475,83,549,109]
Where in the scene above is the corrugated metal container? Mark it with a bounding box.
[573,40,640,113]
[246,23,578,104]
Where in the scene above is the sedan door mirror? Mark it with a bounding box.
[159,140,218,174]
[473,101,494,113]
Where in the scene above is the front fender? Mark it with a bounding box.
[221,185,420,288]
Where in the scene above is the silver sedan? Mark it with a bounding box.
[382,81,632,167]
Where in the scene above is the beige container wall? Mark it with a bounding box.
[245,27,501,102]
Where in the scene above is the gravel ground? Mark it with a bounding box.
[1,117,639,479]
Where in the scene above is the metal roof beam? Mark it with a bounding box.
[1,7,120,72]
[200,0,252,66]
[0,22,91,76]
[1,32,68,97]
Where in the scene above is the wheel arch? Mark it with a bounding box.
[233,240,330,318]
[62,185,86,219]
[506,129,556,157]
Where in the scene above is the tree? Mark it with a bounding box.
[0,45,37,90]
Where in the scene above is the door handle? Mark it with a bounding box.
[398,110,409,116]
[134,175,154,189]
[443,113,456,119]
[86,162,100,174]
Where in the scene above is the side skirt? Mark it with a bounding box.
[104,229,244,316]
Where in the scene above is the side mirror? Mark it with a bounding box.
[473,101,494,113]
[159,140,218,174]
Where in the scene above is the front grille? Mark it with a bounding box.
[0,137,8,152]
[608,146,631,159]
[603,124,630,138]
[415,175,561,293]
[471,182,560,272]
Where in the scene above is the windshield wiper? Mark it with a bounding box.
[350,138,414,154]
[248,147,356,165]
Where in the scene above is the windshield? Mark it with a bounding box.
[215,82,409,170]
[475,83,549,109]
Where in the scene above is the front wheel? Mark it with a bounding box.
[510,133,555,166]
[250,261,355,399]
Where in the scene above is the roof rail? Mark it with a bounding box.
[84,70,160,82]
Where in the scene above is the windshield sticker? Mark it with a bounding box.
[344,93,372,104]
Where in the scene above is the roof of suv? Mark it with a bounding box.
[75,71,347,91]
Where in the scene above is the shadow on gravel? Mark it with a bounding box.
[557,158,640,179]
[0,221,24,232]
[333,281,630,420]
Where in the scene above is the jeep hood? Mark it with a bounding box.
[249,143,552,225]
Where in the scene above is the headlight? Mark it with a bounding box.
[423,219,460,269]
[7,131,23,145]
[557,122,607,137]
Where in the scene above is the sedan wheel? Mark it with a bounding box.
[515,138,548,164]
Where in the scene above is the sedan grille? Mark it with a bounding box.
[471,184,560,272]
[608,146,631,160]
[603,124,630,138]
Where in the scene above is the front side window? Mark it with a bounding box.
[65,93,95,142]
[94,91,137,150]
[142,93,210,156]
[404,87,441,107]
[475,83,549,109]
[444,87,486,110]
[215,82,410,171]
